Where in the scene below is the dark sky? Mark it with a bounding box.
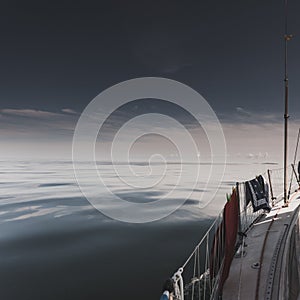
[1,0,299,118]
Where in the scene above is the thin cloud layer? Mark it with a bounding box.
[1,109,62,118]
[61,108,78,115]
[0,106,298,161]
[0,108,78,139]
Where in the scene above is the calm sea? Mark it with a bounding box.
[0,159,274,299]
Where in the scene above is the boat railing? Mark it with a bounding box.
[267,165,299,205]
[166,164,300,300]
[169,185,262,300]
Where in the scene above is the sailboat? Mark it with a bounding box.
[159,1,300,299]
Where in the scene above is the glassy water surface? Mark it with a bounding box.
[0,159,274,300]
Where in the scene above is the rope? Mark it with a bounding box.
[181,215,221,270]
[192,251,197,300]
[197,247,201,300]
[172,268,184,300]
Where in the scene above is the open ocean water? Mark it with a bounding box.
[0,159,275,300]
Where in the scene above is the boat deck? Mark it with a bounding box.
[223,190,300,300]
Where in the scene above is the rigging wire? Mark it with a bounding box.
[288,128,300,198]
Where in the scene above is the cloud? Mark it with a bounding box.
[1,105,298,161]
[0,109,61,118]
[235,106,251,116]
[219,107,286,125]
[0,108,78,140]
[61,108,77,115]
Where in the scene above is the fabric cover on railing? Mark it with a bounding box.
[219,188,239,291]
[210,220,225,281]
[245,175,271,212]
